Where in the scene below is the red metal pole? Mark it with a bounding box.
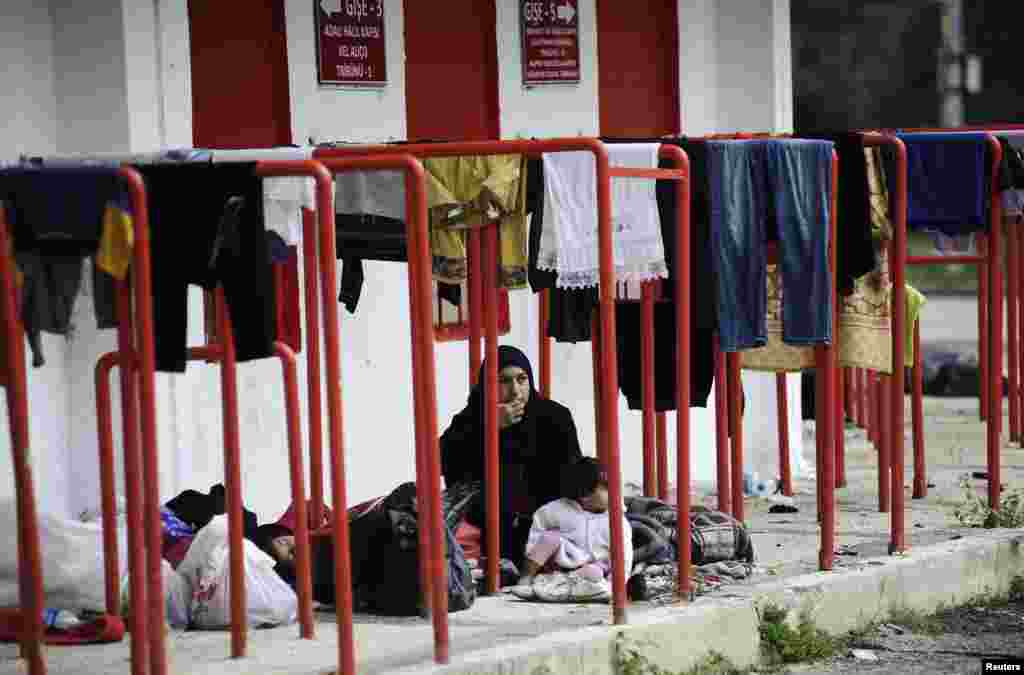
[656,412,669,502]
[275,342,315,638]
[592,311,604,464]
[113,280,148,675]
[777,373,793,496]
[878,374,891,513]
[888,136,908,555]
[0,208,47,675]
[482,224,501,596]
[215,291,247,658]
[664,145,692,601]
[599,146,629,627]
[1015,216,1024,448]
[312,165,358,675]
[855,368,866,428]
[120,167,166,675]
[980,235,989,422]
[468,228,483,386]
[641,282,657,496]
[818,151,839,572]
[986,137,1004,510]
[727,353,744,522]
[713,341,731,514]
[912,320,926,498]
[301,208,326,529]
[95,352,123,616]
[293,159,357,673]
[1007,221,1019,443]
[401,158,448,660]
[835,360,847,488]
[869,370,879,447]
[1018,217,1024,448]
[843,367,853,422]
[402,199,434,617]
[539,289,551,398]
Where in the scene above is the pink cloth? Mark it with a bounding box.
[526,531,562,565]
[527,532,609,580]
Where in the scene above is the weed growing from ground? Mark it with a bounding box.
[613,633,752,675]
[757,604,838,666]
[950,478,1024,528]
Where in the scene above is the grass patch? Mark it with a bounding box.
[758,604,839,666]
[614,634,753,675]
[949,478,1024,528]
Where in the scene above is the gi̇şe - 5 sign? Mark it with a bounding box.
[520,0,580,85]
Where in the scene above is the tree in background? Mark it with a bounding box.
[792,0,941,130]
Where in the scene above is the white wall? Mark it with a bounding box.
[0,0,72,517]
[51,0,132,155]
[0,1,59,158]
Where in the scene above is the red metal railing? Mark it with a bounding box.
[0,166,162,675]
[897,132,1004,509]
[315,138,676,664]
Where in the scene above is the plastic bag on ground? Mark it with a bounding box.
[120,559,191,629]
[0,498,128,612]
[178,515,297,629]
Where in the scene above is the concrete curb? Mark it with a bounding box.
[391,529,1024,675]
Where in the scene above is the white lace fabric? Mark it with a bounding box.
[536,144,668,289]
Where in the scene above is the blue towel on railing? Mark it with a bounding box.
[896,132,988,235]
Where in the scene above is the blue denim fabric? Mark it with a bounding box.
[708,141,769,351]
[895,132,987,235]
[709,139,834,352]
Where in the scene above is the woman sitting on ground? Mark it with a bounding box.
[441,345,583,567]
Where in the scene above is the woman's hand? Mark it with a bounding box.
[499,399,526,429]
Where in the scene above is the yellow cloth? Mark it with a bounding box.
[424,155,528,289]
[96,202,134,280]
[904,284,925,367]
[740,257,925,373]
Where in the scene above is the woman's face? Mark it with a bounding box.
[271,535,296,565]
[498,366,531,405]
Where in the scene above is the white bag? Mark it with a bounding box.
[120,559,191,629]
[0,498,128,612]
[178,516,297,629]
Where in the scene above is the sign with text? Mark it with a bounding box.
[316,0,387,86]
[520,0,580,85]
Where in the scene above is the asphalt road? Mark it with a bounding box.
[782,594,1024,674]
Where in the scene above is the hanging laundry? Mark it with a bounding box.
[537,144,667,290]
[425,154,529,289]
[896,132,988,236]
[0,167,132,366]
[742,249,926,373]
[997,135,1024,191]
[708,139,834,352]
[607,138,715,409]
[864,145,892,241]
[796,132,877,296]
[140,163,276,373]
[335,168,406,221]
